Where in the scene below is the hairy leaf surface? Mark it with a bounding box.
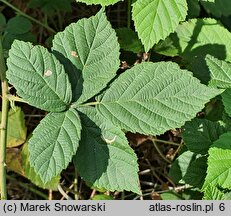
[52,9,120,103]
[7,40,72,112]
[132,0,187,52]
[29,109,81,183]
[74,107,140,194]
[96,62,222,135]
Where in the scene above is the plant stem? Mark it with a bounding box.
[58,184,73,200]
[74,169,78,200]
[151,139,171,164]
[127,0,132,28]
[150,137,180,146]
[0,0,56,34]
[0,36,9,200]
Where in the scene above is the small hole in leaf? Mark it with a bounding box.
[44,70,52,77]
[102,135,117,144]
[71,51,79,58]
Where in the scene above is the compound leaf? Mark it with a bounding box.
[76,0,121,6]
[96,62,222,135]
[203,132,231,191]
[132,0,187,52]
[74,107,140,194]
[183,118,226,154]
[6,40,72,112]
[29,109,81,183]
[52,9,120,103]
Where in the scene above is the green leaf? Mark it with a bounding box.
[181,189,203,200]
[204,98,224,121]
[224,192,231,199]
[75,0,122,6]
[161,192,184,200]
[154,37,179,57]
[29,109,81,183]
[203,132,231,191]
[186,0,200,18]
[155,19,231,83]
[169,150,206,189]
[221,111,231,131]
[96,62,222,135]
[6,16,32,35]
[116,28,144,53]
[169,150,196,183]
[52,9,120,103]
[0,13,6,33]
[222,89,231,117]
[132,0,188,52]
[206,55,231,88]
[74,107,140,194]
[28,0,72,14]
[3,32,36,50]
[182,156,207,188]
[0,107,27,148]
[203,185,225,200]
[157,19,231,61]
[200,0,231,17]
[183,118,226,154]
[91,194,113,200]
[6,40,72,112]
[21,142,60,190]
[6,148,24,176]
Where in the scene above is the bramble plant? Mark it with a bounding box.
[2,0,231,200]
